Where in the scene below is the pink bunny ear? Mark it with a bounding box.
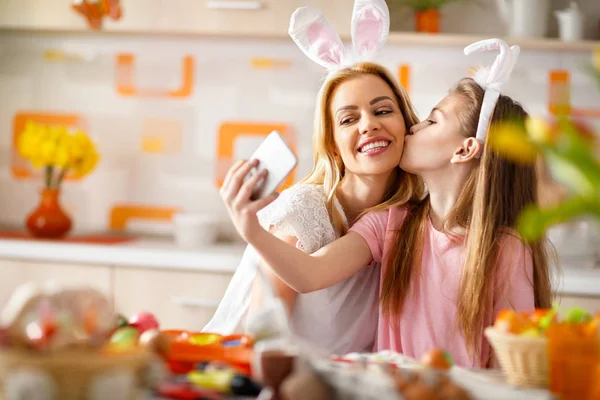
[351,0,390,60]
[289,6,345,70]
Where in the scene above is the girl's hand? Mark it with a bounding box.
[219,159,279,243]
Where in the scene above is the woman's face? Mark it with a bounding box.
[329,74,406,177]
[400,93,468,174]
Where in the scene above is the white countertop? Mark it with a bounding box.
[0,238,598,295]
[0,237,246,273]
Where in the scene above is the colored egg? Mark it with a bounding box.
[189,333,221,346]
[129,311,160,334]
[110,326,139,349]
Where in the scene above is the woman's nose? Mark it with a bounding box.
[359,113,381,134]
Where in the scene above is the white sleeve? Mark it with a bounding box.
[202,245,260,334]
[258,184,337,254]
[203,185,337,335]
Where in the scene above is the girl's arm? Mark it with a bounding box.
[220,160,374,293]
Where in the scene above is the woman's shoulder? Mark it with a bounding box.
[279,183,326,200]
[258,183,329,226]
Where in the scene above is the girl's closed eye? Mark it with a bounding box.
[426,119,436,125]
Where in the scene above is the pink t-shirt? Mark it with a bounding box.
[350,206,535,368]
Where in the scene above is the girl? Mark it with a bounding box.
[219,39,554,368]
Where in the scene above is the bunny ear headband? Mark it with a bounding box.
[464,38,521,144]
[288,0,390,74]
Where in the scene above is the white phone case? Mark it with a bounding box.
[247,131,297,200]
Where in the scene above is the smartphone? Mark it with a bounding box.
[245,131,297,200]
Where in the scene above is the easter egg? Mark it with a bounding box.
[139,329,172,356]
[420,349,453,370]
[129,311,159,334]
[494,310,533,334]
[564,307,592,324]
[189,333,221,346]
[520,328,542,338]
[110,326,139,349]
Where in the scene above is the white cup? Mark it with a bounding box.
[555,3,584,42]
[172,213,219,249]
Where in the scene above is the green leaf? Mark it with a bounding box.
[564,307,592,324]
[517,197,600,242]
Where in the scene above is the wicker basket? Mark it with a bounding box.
[484,327,548,388]
[0,347,153,400]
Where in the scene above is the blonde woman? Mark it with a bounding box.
[204,61,422,354]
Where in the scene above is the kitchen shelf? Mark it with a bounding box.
[1,27,598,53]
[385,31,600,52]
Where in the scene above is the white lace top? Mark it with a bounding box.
[202,184,380,354]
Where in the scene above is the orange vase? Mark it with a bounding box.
[415,9,441,34]
[26,188,72,239]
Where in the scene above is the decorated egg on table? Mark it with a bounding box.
[139,329,172,356]
[420,349,453,370]
[109,326,139,350]
[128,312,159,334]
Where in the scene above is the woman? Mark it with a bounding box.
[204,61,423,355]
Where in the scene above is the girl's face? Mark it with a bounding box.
[329,75,406,177]
[400,93,470,174]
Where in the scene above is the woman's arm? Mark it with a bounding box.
[220,160,374,293]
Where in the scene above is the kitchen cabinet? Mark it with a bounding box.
[0,259,112,310]
[113,266,233,331]
[0,0,354,38]
[152,0,353,37]
[0,0,88,30]
[0,259,29,311]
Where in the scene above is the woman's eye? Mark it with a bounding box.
[375,109,392,115]
[340,117,354,125]
[426,119,436,125]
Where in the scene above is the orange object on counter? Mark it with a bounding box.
[26,188,72,239]
[161,330,254,376]
[494,309,535,334]
[71,0,121,30]
[547,322,600,400]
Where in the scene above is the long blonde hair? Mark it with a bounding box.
[382,78,553,362]
[301,62,424,234]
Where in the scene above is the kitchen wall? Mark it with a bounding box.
[0,30,598,238]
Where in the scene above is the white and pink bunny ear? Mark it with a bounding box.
[351,0,390,61]
[463,38,521,144]
[464,38,520,92]
[289,6,345,70]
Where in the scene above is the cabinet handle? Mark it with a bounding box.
[205,1,264,10]
[171,296,220,308]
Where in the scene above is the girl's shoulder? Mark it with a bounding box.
[352,205,409,234]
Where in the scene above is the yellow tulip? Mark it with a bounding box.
[488,121,539,164]
[18,120,100,179]
[525,117,555,145]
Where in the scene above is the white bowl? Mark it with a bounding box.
[172,213,219,249]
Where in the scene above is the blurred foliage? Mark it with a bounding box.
[488,61,600,242]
